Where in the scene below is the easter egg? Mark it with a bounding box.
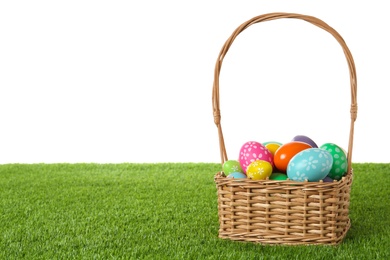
[292,135,318,148]
[246,160,273,180]
[273,141,312,173]
[320,143,347,180]
[287,148,333,182]
[263,141,282,156]
[263,141,283,146]
[227,172,247,179]
[322,176,334,182]
[269,172,288,180]
[223,160,244,175]
[239,141,273,173]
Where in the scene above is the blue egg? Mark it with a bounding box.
[226,172,247,179]
[287,148,333,182]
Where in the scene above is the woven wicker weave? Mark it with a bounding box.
[212,13,357,245]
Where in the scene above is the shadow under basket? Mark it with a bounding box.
[214,171,353,245]
[211,13,358,245]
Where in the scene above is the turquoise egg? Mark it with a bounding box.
[226,172,247,179]
[287,148,333,182]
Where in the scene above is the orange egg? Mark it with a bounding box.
[273,141,312,172]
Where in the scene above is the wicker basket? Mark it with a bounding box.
[212,13,358,245]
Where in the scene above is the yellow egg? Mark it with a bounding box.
[246,160,273,180]
[265,142,282,155]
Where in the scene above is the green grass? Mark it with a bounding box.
[0,163,389,259]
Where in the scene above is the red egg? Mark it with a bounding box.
[273,141,312,172]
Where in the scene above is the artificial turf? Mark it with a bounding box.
[0,163,389,259]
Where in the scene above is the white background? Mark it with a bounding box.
[1,1,389,164]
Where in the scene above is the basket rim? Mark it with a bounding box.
[214,168,353,188]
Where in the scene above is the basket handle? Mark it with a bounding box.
[212,12,358,174]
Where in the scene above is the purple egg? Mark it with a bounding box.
[322,176,334,182]
[292,135,318,148]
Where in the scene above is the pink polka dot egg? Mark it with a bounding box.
[239,141,274,173]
